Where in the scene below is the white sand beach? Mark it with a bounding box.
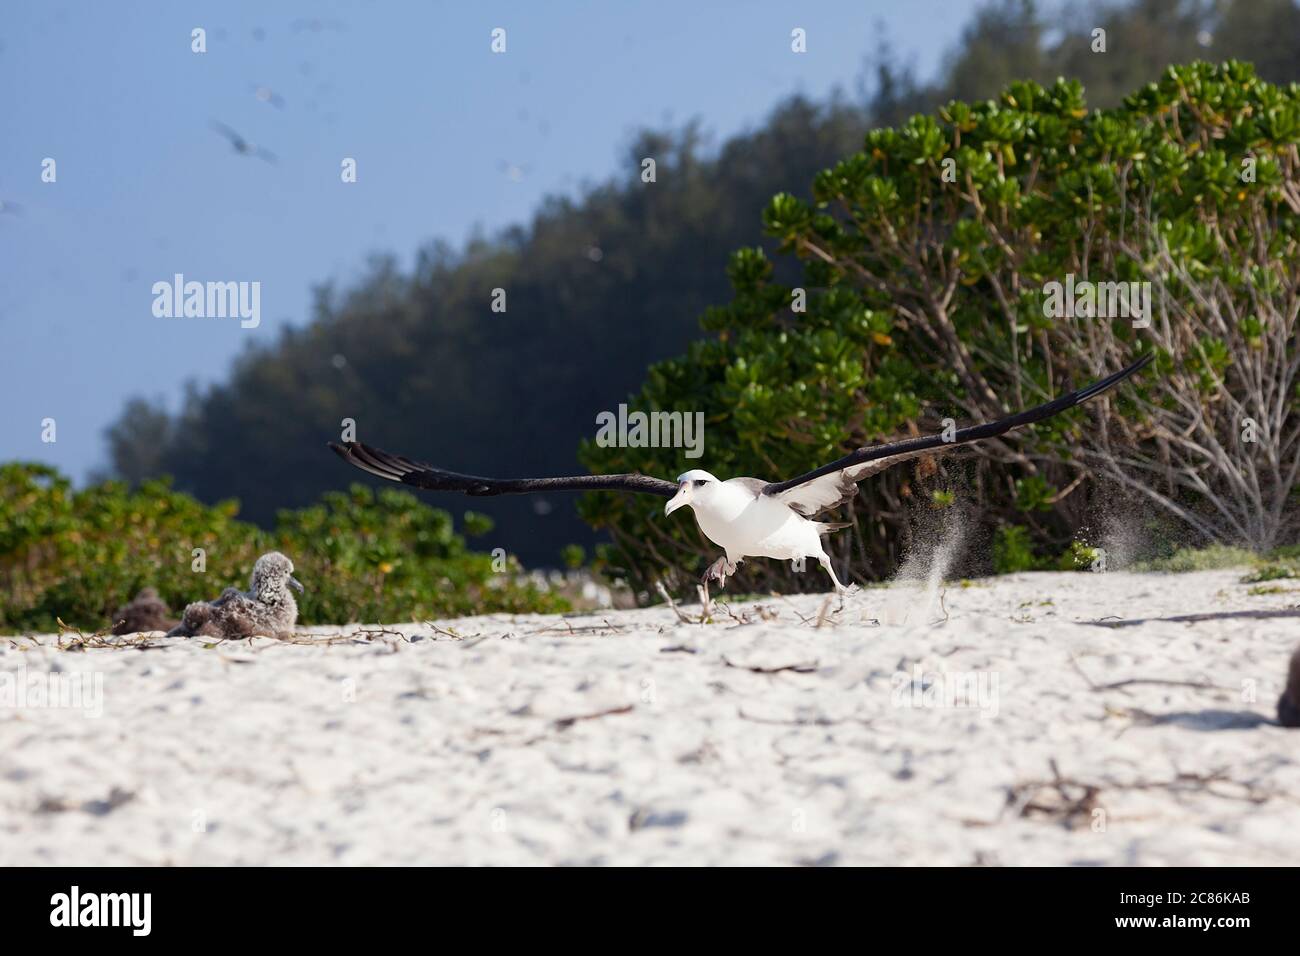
[2,568,1298,866]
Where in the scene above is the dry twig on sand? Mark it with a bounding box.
[655,580,707,625]
[55,618,164,652]
[1068,653,1233,693]
[1005,759,1103,830]
[723,656,818,675]
[1004,758,1286,830]
[552,704,635,731]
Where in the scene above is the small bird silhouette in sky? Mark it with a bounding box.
[210,121,278,164]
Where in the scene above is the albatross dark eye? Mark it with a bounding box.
[693,480,705,487]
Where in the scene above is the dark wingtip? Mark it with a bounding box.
[327,439,408,483]
[1072,353,1155,406]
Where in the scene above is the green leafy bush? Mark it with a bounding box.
[0,462,566,634]
[1131,543,1258,572]
[1241,563,1299,584]
[1057,541,1102,572]
[992,525,1043,574]
[581,62,1300,594]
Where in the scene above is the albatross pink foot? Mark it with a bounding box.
[701,556,738,589]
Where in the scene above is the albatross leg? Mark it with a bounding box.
[817,553,855,598]
[701,555,738,589]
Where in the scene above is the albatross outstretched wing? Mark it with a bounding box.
[329,440,678,498]
[762,355,1153,517]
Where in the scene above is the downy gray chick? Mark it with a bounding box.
[111,587,179,635]
[166,552,303,640]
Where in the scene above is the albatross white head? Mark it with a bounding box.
[664,470,720,516]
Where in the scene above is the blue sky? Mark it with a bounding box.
[0,0,983,480]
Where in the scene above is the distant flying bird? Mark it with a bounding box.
[0,198,23,216]
[498,160,532,183]
[253,85,286,109]
[329,356,1152,593]
[210,121,278,163]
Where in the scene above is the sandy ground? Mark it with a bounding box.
[2,567,1299,866]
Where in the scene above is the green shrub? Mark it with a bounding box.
[992,525,1044,574]
[1132,544,1258,573]
[1056,541,1102,572]
[1241,564,1299,584]
[0,462,566,634]
[580,62,1300,594]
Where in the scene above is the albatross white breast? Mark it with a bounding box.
[664,471,849,589]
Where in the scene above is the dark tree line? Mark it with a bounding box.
[107,0,1300,566]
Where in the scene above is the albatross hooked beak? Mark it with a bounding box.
[289,576,305,594]
[664,482,690,517]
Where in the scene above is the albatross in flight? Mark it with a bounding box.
[329,355,1151,593]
